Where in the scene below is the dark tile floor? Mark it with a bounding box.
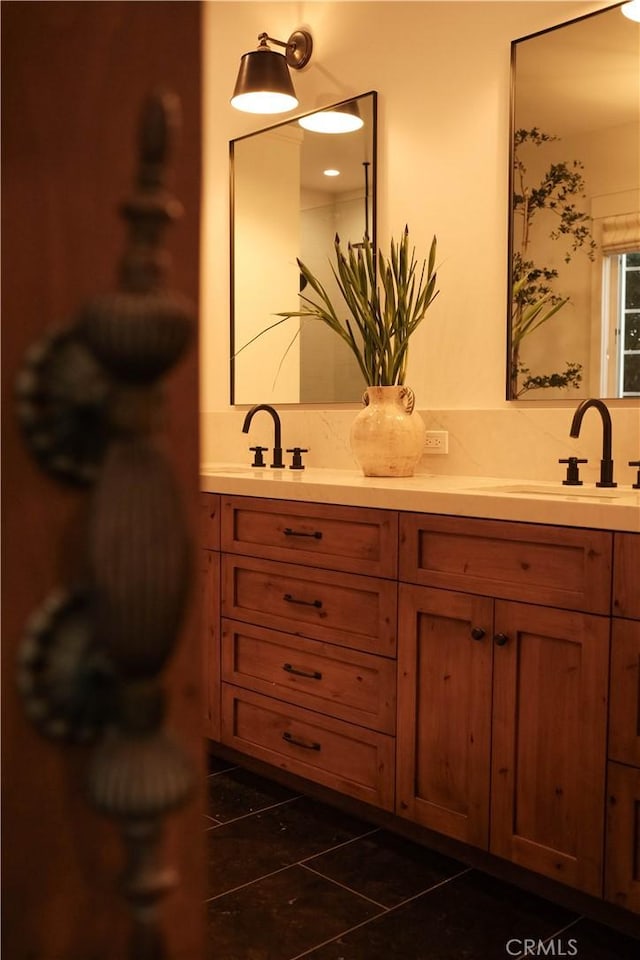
[205,755,640,960]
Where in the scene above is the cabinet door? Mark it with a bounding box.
[202,550,221,741]
[491,601,609,896]
[606,761,640,913]
[396,584,493,847]
[609,618,640,767]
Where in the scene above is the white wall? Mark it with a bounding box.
[201,1,639,482]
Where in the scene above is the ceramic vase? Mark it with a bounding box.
[349,385,426,477]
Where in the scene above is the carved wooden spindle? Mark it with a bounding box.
[77,90,195,958]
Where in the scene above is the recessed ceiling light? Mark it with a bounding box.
[323,169,340,177]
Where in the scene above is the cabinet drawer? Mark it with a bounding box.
[221,685,395,810]
[200,493,220,550]
[613,533,640,620]
[609,618,640,767]
[399,514,612,614]
[221,496,398,577]
[222,619,396,733]
[222,555,397,656]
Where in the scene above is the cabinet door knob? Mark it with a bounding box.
[494,633,509,647]
[470,626,485,641]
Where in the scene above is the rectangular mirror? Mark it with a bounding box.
[507,3,639,400]
[231,91,377,405]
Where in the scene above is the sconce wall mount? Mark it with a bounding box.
[231,29,313,115]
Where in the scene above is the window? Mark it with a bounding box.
[602,251,640,397]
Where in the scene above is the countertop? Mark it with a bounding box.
[201,464,640,533]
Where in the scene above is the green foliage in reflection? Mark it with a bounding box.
[511,128,596,397]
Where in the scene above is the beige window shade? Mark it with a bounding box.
[600,211,640,254]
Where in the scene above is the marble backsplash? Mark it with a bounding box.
[201,406,640,487]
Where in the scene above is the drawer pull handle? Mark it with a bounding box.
[283,527,323,540]
[283,663,322,680]
[282,731,321,751]
[283,593,323,609]
[494,633,509,647]
[470,627,485,641]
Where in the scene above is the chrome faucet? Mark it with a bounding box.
[569,398,616,488]
[242,404,284,468]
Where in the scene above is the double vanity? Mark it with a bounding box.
[200,465,639,922]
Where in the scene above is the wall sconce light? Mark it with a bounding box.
[621,1,640,21]
[299,100,364,134]
[231,30,313,114]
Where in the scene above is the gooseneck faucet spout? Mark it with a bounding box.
[242,404,284,468]
[569,398,616,488]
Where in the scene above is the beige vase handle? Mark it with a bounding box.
[399,386,415,413]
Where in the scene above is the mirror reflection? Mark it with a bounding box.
[508,3,639,400]
[231,92,377,405]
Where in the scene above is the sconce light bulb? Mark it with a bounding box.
[622,1,640,22]
[299,109,364,134]
[231,91,298,114]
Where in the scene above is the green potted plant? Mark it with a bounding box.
[275,227,439,476]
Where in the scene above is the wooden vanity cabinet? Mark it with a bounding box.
[396,514,611,897]
[605,532,640,913]
[200,493,221,740]
[202,492,637,911]
[218,496,398,810]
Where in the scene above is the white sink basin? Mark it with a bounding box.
[473,483,638,501]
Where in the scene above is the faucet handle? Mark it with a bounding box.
[629,460,640,489]
[287,447,308,470]
[249,445,268,468]
[559,456,587,486]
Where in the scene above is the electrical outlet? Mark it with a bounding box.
[424,430,448,454]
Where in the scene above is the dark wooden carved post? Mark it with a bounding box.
[15,90,196,959]
[80,89,194,959]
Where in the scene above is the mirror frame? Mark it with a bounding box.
[506,1,638,401]
[229,91,378,406]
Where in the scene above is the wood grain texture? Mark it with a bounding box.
[490,600,609,896]
[200,492,221,550]
[221,684,395,810]
[613,532,640,621]
[399,513,612,614]
[203,551,221,742]
[221,495,399,578]
[605,761,640,913]
[609,618,640,767]
[221,618,396,733]
[396,584,493,848]
[222,554,398,656]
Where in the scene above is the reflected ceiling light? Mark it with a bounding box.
[323,169,340,177]
[231,30,313,114]
[621,1,640,21]
[299,100,364,134]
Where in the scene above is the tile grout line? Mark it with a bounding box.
[300,861,390,911]
[513,916,584,960]
[297,827,381,864]
[206,764,239,778]
[205,794,302,829]
[287,867,473,960]
[204,863,294,904]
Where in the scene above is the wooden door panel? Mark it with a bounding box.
[396,584,493,848]
[605,761,640,913]
[609,618,640,767]
[491,601,609,896]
